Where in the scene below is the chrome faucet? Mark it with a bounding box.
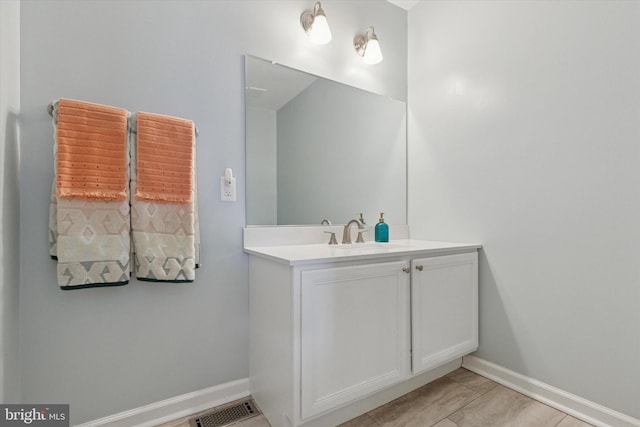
[342,219,364,244]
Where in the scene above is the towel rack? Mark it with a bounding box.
[46,102,199,137]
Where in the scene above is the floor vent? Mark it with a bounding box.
[189,399,260,427]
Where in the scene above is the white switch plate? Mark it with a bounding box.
[220,177,236,201]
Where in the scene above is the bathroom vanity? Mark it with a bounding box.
[244,226,481,427]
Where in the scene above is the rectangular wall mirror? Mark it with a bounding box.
[245,55,407,226]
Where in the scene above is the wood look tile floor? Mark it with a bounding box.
[156,369,593,427]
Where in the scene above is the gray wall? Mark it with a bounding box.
[277,78,406,226]
[408,0,640,419]
[19,1,407,424]
[0,0,21,404]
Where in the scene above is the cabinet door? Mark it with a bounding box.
[411,252,478,375]
[301,261,410,419]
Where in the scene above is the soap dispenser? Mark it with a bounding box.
[375,212,389,242]
[358,212,366,225]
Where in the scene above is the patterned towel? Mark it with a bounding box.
[49,99,131,289]
[130,112,199,282]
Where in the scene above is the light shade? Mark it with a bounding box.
[300,2,332,45]
[354,27,383,65]
[363,38,383,64]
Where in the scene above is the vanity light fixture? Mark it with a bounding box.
[354,26,383,65]
[300,2,332,45]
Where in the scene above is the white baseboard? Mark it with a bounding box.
[75,378,250,427]
[462,355,640,427]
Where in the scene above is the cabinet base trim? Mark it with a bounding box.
[462,355,640,427]
[295,358,462,427]
[306,369,406,419]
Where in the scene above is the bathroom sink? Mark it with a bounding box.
[244,235,482,265]
[333,242,411,252]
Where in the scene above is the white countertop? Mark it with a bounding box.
[244,239,481,266]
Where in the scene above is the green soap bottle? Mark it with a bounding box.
[375,212,389,242]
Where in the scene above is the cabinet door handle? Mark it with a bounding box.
[402,267,411,273]
[415,265,424,271]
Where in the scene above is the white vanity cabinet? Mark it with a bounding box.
[245,237,480,427]
[301,261,411,419]
[411,253,478,374]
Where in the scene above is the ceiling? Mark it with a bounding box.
[245,57,318,111]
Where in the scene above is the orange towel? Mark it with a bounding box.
[56,98,129,200]
[136,111,194,203]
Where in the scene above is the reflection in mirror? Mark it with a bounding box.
[245,55,406,226]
